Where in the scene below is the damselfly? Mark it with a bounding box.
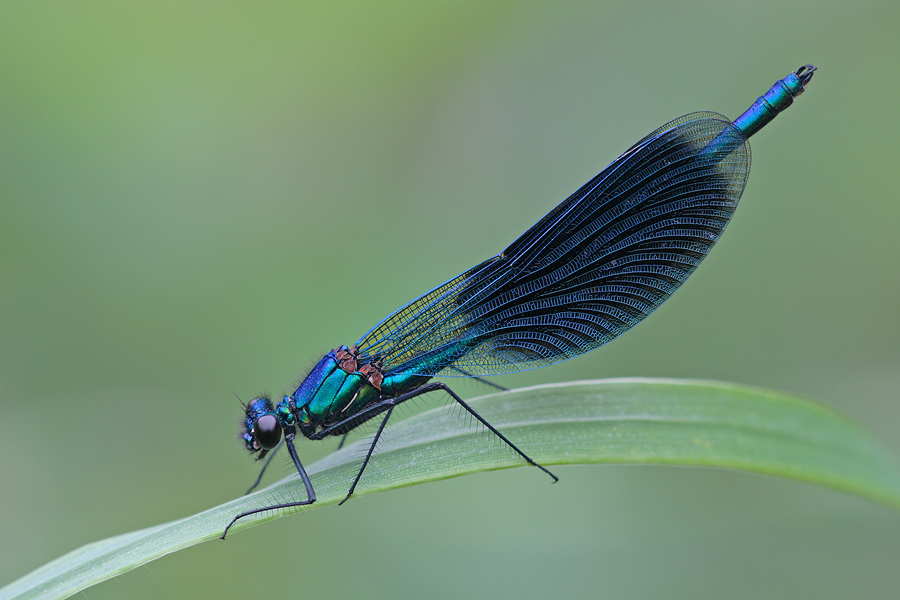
[224,65,816,538]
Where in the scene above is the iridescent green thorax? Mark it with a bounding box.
[286,346,428,438]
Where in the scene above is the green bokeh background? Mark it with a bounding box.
[2,2,899,598]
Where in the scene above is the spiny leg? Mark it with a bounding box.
[309,398,396,441]
[336,432,350,450]
[312,382,557,485]
[222,434,316,539]
[244,439,284,495]
[338,405,394,505]
[419,382,557,482]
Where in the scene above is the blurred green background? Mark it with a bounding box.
[2,1,899,598]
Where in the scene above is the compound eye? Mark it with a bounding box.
[253,414,282,450]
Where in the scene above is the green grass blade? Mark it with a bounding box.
[4,378,900,600]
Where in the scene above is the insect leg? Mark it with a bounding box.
[222,433,316,539]
[338,405,394,505]
[244,438,284,495]
[319,382,556,482]
[413,382,558,483]
[309,398,396,441]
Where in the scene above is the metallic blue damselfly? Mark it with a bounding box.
[224,65,816,538]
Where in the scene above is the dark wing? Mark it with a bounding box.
[356,112,751,377]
